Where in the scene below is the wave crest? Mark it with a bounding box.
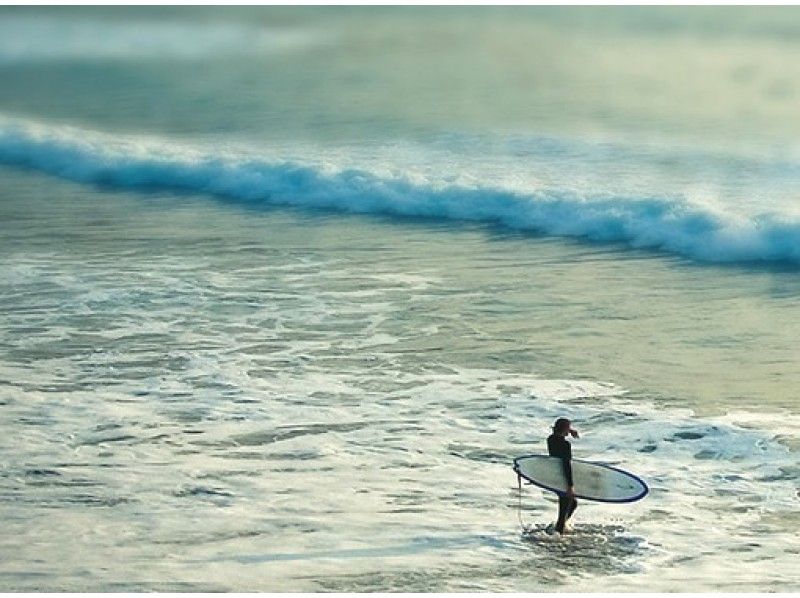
[2,117,799,265]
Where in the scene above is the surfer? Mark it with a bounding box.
[547,417,579,534]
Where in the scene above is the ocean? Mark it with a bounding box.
[0,6,798,592]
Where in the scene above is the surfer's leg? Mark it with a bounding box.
[555,495,570,533]
[566,498,578,521]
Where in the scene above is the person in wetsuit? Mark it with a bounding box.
[547,417,579,534]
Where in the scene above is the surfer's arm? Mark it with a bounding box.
[562,443,574,493]
[562,458,574,487]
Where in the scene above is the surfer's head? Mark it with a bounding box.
[553,417,577,437]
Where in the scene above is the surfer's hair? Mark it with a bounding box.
[553,418,571,433]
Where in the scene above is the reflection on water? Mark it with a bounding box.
[520,523,647,576]
[301,525,647,591]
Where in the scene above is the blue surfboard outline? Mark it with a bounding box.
[513,454,649,504]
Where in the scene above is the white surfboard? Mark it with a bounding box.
[513,454,648,503]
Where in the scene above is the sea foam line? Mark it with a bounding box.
[2,117,800,265]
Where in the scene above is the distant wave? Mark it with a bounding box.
[0,15,325,63]
[2,117,800,265]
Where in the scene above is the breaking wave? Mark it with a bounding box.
[2,116,800,265]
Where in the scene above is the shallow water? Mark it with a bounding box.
[1,6,799,592]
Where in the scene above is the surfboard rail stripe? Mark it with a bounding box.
[513,454,649,504]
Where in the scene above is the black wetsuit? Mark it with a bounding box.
[547,433,577,533]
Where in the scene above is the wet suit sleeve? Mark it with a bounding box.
[562,442,573,487]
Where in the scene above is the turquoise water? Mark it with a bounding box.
[1,7,799,591]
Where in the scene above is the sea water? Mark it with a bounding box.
[0,6,799,592]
